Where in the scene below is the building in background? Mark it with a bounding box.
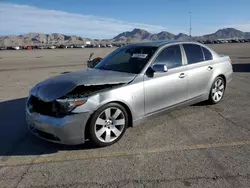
[85,41,91,45]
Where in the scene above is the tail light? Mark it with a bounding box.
[229,59,233,64]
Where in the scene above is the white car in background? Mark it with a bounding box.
[14,46,20,50]
[49,46,56,49]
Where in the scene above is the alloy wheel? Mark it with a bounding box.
[94,107,126,143]
[211,78,225,102]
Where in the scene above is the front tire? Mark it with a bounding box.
[208,76,225,104]
[89,103,128,147]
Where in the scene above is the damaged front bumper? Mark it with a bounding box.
[26,105,91,145]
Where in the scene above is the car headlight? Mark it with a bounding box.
[56,98,87,112]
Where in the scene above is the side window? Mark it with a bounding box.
[202,47,213,61]
[183,44,204,64]
[154,45,182,69]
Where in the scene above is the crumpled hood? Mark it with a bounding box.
[30,68,137,102]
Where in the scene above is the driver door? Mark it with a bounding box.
[143,45,188,114]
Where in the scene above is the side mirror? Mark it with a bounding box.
[152,63,168,72]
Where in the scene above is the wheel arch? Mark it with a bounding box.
[112,101,133,128]
[207,74,226,105]
[210,68,227,90]
[217,74,227,89]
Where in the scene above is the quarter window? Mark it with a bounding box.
[183,44,204,64]
[154,45,182,69]
[202,47,213,61]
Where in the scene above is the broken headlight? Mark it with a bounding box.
[56,98,87,113]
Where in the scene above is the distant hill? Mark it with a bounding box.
[1,28,250,47]
[113,29,176,42]
[113,28,152,42]
[203,28,250,39]
[152,31,176,40]
[0,33,91,47]
[112,28,250,42]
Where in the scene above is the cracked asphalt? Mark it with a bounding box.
[0,44,250,188]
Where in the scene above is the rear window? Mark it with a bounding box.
[183,44,204,64]
[202,47,213,61]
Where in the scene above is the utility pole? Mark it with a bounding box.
[189,12,192,41]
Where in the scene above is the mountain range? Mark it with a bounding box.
[1,28,250,46]
[113,28,250,42]
[0,33,91,47]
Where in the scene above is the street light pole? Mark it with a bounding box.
[189,12,192,41]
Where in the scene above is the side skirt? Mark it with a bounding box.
[133,95,207,127]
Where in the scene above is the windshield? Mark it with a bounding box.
[95,46,157,74]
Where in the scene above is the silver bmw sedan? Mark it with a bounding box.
[26,40,233,147]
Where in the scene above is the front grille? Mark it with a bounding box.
[29,95,58,117]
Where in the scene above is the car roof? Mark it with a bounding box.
[126,40,200,47]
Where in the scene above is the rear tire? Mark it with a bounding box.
[88,103,128,147]
[208,76,225,104]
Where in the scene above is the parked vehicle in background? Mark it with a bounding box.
[26,40,233,147]
[48,45,56,49]
[27,46,33,50]
[75,44,85,48]
[13,46,20,50]
[58,45,66,49]
[85,44,93,48]
[204,40,213,44]
[231,39,239,43]
[106,44,112,47]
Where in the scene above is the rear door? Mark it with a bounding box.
[182,44,214,100]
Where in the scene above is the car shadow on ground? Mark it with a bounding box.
[0,98,97,157]
[232,63,250,72]
[191,101,208,106]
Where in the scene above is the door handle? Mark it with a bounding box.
[207,66,213,71]
[179,73,186,78]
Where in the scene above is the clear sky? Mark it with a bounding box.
[0,0,250,38]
